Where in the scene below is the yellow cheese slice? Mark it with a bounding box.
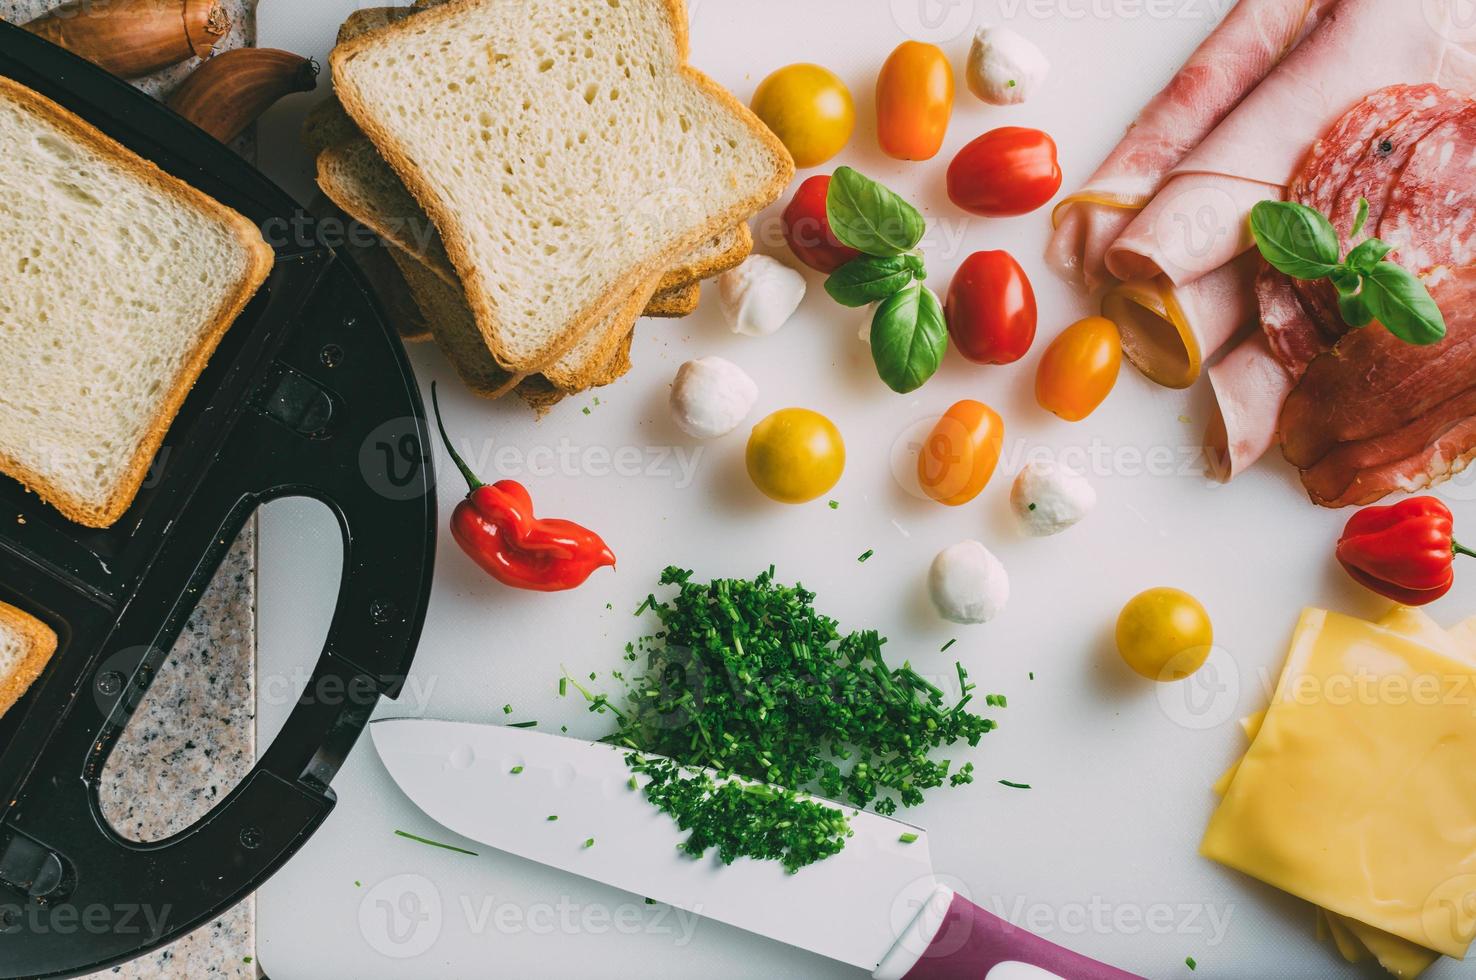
[1344,916,1441,979]
[1326,912,1370,963]
[1202,608,1476,958]
[1214,608,1458,979]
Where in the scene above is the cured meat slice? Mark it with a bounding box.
[1206,329,1296,481]
[1290,85,1470,331]
[1104,0,1476,289]
[1045,0,1333,291]
[1381,104,1476,275]
[1256,263,1330,373]
[1281,269,1476,504]
[1102,254,1259,389]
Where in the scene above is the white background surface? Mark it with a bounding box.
[253,1,1476,977]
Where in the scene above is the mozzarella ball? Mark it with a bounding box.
[966,26,1050,106]
[1011,460,1096,536]
[719,254,807,337]
[669,356,759,439]
[929,541,1009,625]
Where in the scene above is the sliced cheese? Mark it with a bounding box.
[1202,608,1476,958]
[1344,916,1441,979]
[1326,912,1370,964]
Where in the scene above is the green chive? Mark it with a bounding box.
[999,780,1031,790]
[502,704,512,714]
[394,830,478,856]
[898,832,918,844]
[940,638,956,653]
[509,720,537,728]
[828,500,839,509]
[1186,957,1197,971]
[559,677,568,696]
[858,549,874,563]
[547,815,558,821]
[583,837,595,848]
[510,765,524,774]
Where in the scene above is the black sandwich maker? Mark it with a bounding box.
[0,21,436,978]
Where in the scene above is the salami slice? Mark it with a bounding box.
[1289,85,1471,329]
[1381,102,1476,276]
[1257,262,1328,372]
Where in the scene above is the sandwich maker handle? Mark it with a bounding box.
[0,256,438,979]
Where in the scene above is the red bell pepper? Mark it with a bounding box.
[1336,496,1474,606]
[430,385,614,592]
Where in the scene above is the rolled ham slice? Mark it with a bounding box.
[1101,254,1259,389]
[1104,0,1476,288]
[1206,318,1296,482]
[1046,0,1333,291]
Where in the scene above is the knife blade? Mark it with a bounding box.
[372,718,1141,980]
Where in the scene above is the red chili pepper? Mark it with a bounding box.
[1336,496,1474,606]
[430,384,614,592]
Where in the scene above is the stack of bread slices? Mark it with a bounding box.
[306,0,792,413]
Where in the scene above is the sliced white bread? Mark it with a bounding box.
[330,0,793,376]
[389,249,520,398]
[316,140,747,313]
[0,602,57,721]
[0,77,273,528]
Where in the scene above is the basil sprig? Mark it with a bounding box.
[870,285,947,394]
[1249,199,1446,345]
[825,254,925,307]
[826,166,925,256]
[822,168,943,392]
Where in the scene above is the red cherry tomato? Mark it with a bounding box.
[781,174,862,274]
[947,127,1063,217]
[944,250,1038,365]
[876,41,955,161]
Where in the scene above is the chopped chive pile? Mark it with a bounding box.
[587,566,1000,873]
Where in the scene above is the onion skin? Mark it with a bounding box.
[168,48,319,144]
[23,0,229,79]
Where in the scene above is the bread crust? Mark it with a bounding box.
[0,76,273,529]
[644,281,701,318]
[329,0,793,378]
[0,602,58,721]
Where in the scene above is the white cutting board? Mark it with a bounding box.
[252,2,1476,978]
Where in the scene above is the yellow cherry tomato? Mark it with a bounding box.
[1115,588,1214,681]
[917,400,1004,506]
[1035,316,1123,422]
[876,41,955,161]
[750,64,855,168]
[746,408,846,504]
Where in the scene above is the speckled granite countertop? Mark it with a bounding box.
[0,1,262,977]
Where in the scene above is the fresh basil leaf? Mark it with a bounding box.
[1362,263,1447,345]
[827,166,926,257]
[1345,237,1393,275]
[905,253,927,280]
[1348,196,1370,241]
[1336,277,1376,328]
[1249,200,1342,280]
[825,255,918,307]
[870,285,946,394]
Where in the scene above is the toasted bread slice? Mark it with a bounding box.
[330,0,792,376]
[389,249,521,398]
[644,282,700,318]
[0,77,273,528]
[0,603,58,721]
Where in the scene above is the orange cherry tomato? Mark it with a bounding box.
[1035,316,1123,422]
[876,41,955,161]
[918,400,1004,506]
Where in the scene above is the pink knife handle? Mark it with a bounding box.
[879,887,1144,980]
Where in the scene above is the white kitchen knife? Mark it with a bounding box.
[372,719,1142,979]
